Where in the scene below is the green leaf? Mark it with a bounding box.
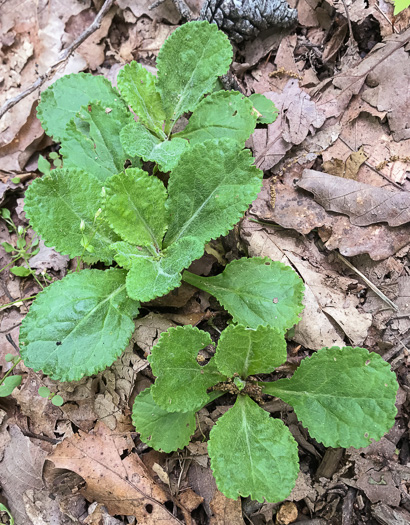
[394,0,410,14]
[104,168,167,251]
[0,375,22,397]
[38,386,50,398]
[24,168,119,263]
[164,139,262,247]
[156,21,232,124]
[132,386,196,452]
[249,94,279,125]
[0,503,14,524]
[117,62,166,137]
[208,395,299,503]
[38,155,51,175]
[51,394,64,406]
[174,91,257,145]
[1,241,14,253]
[126,237,204,301]
[149,325,224,412]
[61,101,139,182]
[10,266,31,277]
[215,324,287,378]
[262,347,399,448]
[19,269,140,381]
[37,73,121,141]
[183,258,305,331]
[110,242,153,270]
[121,122,189,173]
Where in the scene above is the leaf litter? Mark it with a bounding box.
[1,1,410,524]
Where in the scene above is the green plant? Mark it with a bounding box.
[37,386,64,406]
[0,503,14,525]
[132,321,398,503]
[393,0,409,14]
[0,353,22,398]
[19,20,279,382]
[0,209,51,287]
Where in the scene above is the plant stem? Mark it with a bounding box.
[1,295,37,309]
[0,358,22,385]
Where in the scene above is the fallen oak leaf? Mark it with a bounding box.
[298,169,410,227]
[48,421,182,524]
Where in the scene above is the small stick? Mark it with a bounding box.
[0,0,115,120]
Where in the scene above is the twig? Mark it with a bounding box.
[334,251,399,311]
[339,0,354,43]
[382,331,410,362]
[0,0,115,120]
[316,239,399,311]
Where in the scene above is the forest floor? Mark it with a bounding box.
[1,0,410,524]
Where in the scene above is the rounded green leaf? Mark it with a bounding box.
[149,326,224,412]
[0,375,22,397]
[126,237,204,302]
[164,139,263,248]
[38,386,51,398]
[262,347,399,448]
[156,21,233,122]
[10,266,31,277]
[110,242,153,270]
[183,258,305,331]
[104,168,167,250]
[121,122,189,173]
[208,395,299,503]
[51,395,64,407]
[249,94,279,124]
[61,101,140,182]
[24,168,120,263]
[175,91,257,145]
[19,269,140,381]
[37,73,121,141]
[132,386,196,453]
[117,62,166,136]
[215,324,287,378]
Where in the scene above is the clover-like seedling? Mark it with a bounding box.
[18,20,279,383]
[132,322,398,503]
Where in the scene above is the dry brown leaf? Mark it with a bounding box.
[276,501,298,524]
[49,421,183,523]
[322,147,368,180]
[209,490,244,525]
[298,169,410,226]
[252,81,325,170]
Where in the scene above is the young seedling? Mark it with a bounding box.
[132,321,399,503]
[0,354,22,398]
[19,21,279,382]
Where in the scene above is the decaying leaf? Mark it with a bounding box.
[49,421,182,523]
[298,169,410,227]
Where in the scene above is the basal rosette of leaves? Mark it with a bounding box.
[19,21,281,382]
[132,322,399,503]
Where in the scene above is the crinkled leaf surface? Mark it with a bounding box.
[183,258,304,331]
[262,347,398,448]
[215,324,287,378]
[126,237,204,301]
[121,122,188,172]
[24,168,119,263]
[249,93,279,124]
[0,375,22,397]
[132,386,196,453]
[117,62,166,137]
[19,269,140,382]
[104,168,167,250]
[110,242,153,270]
[208,395,299,503]
[175,91,257,145]
[37,73,121,141]
[156,21,232,123]
[164,139,262,247]
[150,326,224,412]
[61,101,139,182]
